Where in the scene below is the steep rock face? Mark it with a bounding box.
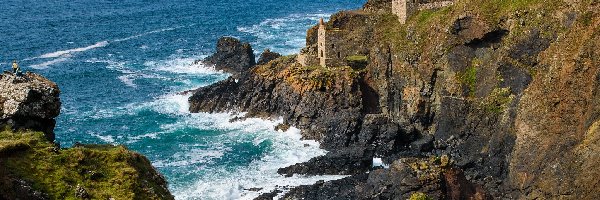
[200,37,255,77]
[190,0,600,199]
[509,15,600,198]
[0,72,61,141]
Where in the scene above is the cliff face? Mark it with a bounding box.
[0,72,173,199]
[189,0,600,199]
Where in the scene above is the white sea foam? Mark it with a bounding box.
[37,41,109,59]
[144,56,224,75]
[171,123,346,200]
[29,56,71,69]
[90,132,116,144]
[133,92,345,200]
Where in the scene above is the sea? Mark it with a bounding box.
[0,0,365,199]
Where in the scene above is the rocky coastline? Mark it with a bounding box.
[0,72,174,199]
[189,0,600,199]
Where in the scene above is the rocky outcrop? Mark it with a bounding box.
[257,49,281,65]
[199,37,255,77]
[189,0,600,199]
[0,72,61,141]
[0,72,174,199]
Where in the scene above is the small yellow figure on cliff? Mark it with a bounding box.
[12,60,19,74]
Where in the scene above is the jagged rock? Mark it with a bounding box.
[277,148,372,176]
[257,49,281,65]
[0,72,61,141]
[200,37,255,77]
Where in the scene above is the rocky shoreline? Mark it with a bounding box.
[189,0,600,199]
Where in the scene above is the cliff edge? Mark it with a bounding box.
[0,72,174,200]
[0,72,61,141]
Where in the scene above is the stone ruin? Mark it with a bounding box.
[297,0,454,68]
[393,0,455,24]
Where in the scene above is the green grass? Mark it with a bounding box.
[409,192,433,200]
[0,130,172,200]
[458,59,479,97]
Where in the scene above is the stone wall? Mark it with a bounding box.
[323,29,348,67]
[392,0,418,24]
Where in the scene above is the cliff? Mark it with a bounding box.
[189,0,600,199]
[0,72,61,141]
[0,72,173,199]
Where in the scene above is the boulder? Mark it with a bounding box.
[0,72,61,141]
[257,49,281,65]
[201,37,255,77]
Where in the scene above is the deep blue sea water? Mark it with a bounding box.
[1,0,365,199]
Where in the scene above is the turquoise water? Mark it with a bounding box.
[1,0,364,199]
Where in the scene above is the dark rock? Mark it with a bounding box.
[75,184,89,199]
[277,148,372,176]
[244,187,263,192]
[283,174,368,200]
[254,189,282,200]
[257,49,281,65]
[0,173,49,200]
[274,123,290,132]
[201,37,255,77]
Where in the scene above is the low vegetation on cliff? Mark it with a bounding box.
[0,129,173,200]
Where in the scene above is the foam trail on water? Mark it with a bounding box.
[37,41,109,59]
[114,26,184,42]
[26,26,188,68]
[29,57,71,69]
